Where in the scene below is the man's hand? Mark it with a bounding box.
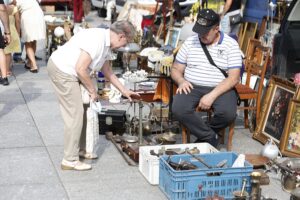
[122,89,140,102]
[89,90,99,102]
[198,93,216,111]
[176,80,194,94]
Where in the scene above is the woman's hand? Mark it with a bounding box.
[176,80,194,94]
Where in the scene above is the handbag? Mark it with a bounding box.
[229,13,242,25]
[200,41,241,105]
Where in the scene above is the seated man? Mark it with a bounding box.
[171,9,241,147]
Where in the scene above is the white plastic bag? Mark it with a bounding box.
[85,101,100,157]
[90,101,102,113]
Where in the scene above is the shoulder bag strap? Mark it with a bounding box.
[200,41,228,78]
[200,41,241,104]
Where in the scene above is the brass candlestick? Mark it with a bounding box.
[250,171,262,200]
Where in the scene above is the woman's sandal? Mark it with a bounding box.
[24,64,31,70]
[30,68,38,73]
[7,71,12,77]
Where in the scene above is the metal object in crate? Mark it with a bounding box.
[159,152,253,200]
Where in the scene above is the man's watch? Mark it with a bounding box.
[4,32,10,35]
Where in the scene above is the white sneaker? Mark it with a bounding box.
[79,150,98,160]
[61,159,92,171]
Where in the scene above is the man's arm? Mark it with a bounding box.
[101,60,140,101]
[198,68,240,110]
[0,4,10,44]
[75,50,98,101]
[171,61,193,94]
[220,0,232,17]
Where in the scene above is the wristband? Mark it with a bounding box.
[4,32,10,35]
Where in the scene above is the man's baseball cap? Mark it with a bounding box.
[192,9,220,37]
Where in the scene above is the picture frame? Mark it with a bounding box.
[165,27,181,49]
[248,77,268,132]
[155,23,163,42]
[280,97,300,157]
[253,76,299,144]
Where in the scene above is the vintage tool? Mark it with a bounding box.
[150,147,200,157]
[188,147,200,154]
[253,169,270,185]
[250,171,262,200]
[167,156,198,171]
[186,149,212,169]
[275,158,300,192]
[138,100,143,144]
[120,140,139,163]
[105,132,136,166]
[216,159,228,168]
[153,132,176,145]
[121,134,138,143]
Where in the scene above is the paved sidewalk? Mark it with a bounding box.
[0,11,290,200]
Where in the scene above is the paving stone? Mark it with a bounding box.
[0,121,43,148]
[0,147,59,185]
[0,183,68,200]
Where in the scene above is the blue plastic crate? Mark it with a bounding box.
[159,152,253,200]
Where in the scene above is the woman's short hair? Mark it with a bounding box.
[110,20,136,42]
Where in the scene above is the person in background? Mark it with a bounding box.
[4,0,20,76]
[202,0,208,9]
[0,0,11,86]
[173,0,193,25]
[73,0,84,23]
[15,0,45,73]
[220,0,243,35]
[104,0,116,21]
[47,21,140,171]
[171,9,241,147]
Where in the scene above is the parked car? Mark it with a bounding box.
[91,0,197,17]
[272,0,300,80]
